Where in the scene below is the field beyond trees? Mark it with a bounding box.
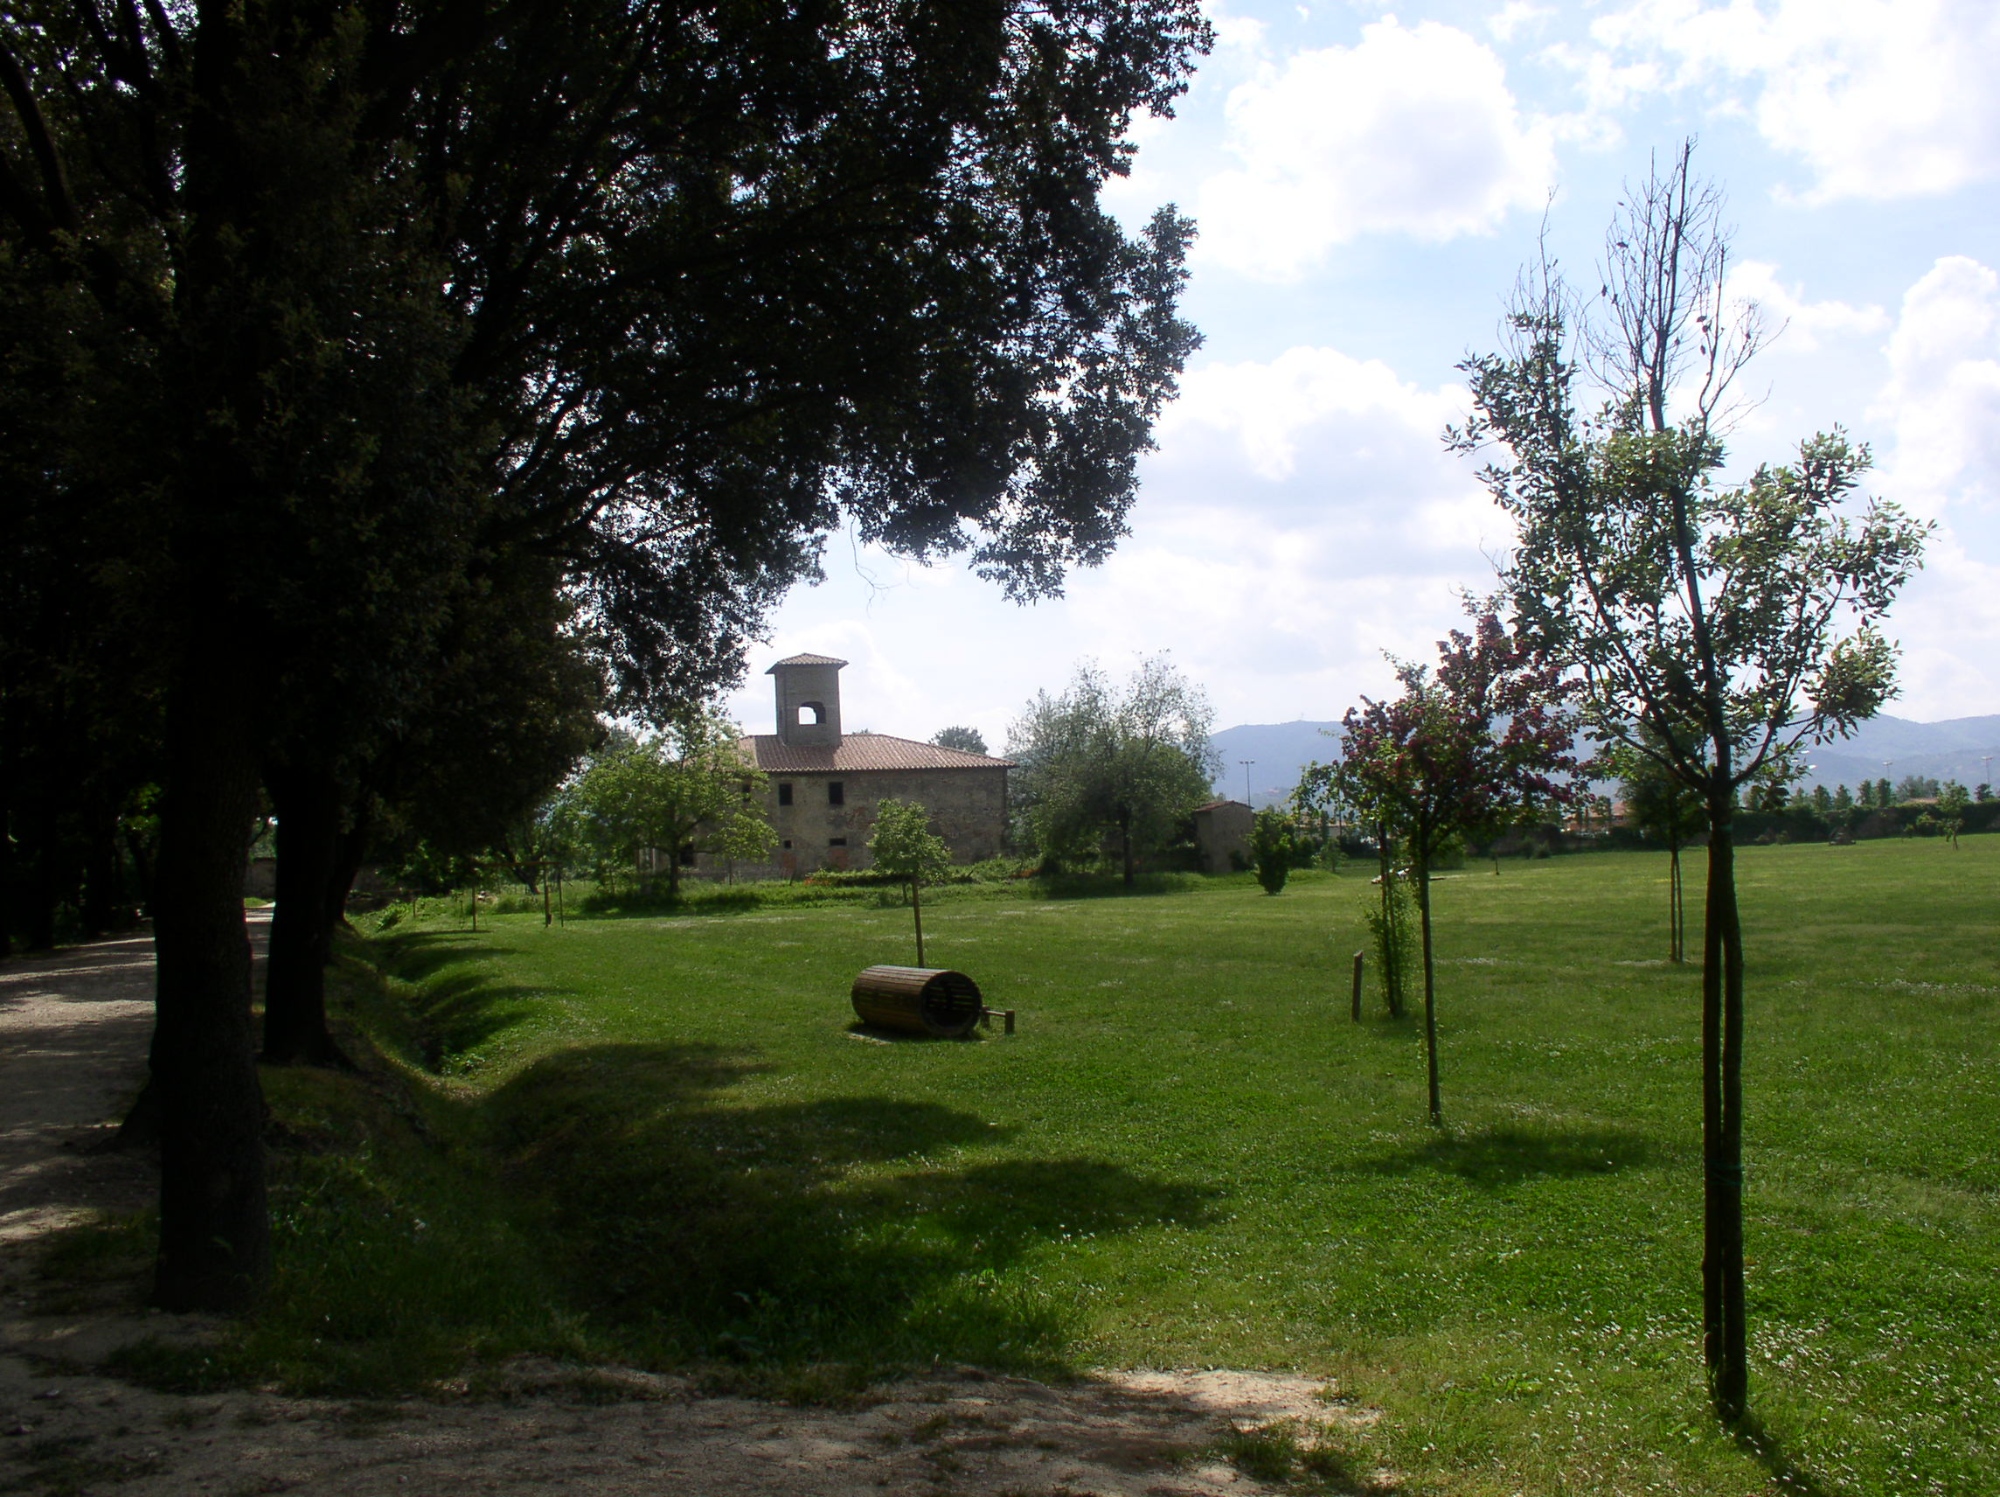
[118,841,1994,1495]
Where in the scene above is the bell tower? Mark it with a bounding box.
[769,653,846,747]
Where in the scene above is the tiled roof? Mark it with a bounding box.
[741,733,1013,772]
[1196,799,1250,812]
[766,652,848,670]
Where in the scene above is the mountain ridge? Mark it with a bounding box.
[1208,713,2000,809]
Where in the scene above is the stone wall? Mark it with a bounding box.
[1192,801,1253,874]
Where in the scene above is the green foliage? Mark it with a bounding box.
[1248,808,1303,894]
[867,799,953,886]
[1895,774,1942,802]
[1007,657,1218,885]
[929,726,989,756]
[567,715,773,895]
[1361,869,1419,1018]
[1917,781,1970,846]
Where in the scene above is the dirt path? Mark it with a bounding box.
[0,922,1382,1497]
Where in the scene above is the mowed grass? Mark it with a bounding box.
[208,840,1992,1494]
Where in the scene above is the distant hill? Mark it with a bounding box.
[1208,721,1344,809]
[1206,712,2000,808]
[1796,714,2000,792]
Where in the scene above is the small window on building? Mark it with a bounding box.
[782,839,792,850]
[828,781,845,806]
[829,837,847,847]
[800,700,825,724]
[777,782,793,806]
[678,845,695,867]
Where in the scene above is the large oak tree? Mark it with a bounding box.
[1,0,1208,1309]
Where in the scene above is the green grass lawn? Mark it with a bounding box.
[157,839,1996,1494]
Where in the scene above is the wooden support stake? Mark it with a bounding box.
[1351,950,1364,1021]
[1004,1010,1016,1035]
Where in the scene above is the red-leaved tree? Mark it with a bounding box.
[1339,615,1579,1122]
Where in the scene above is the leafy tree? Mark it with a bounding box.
[1,0,1207,1306]
[1334,614,1577,1123]
[1930,781,1969,847]
[1296,749,1416,1012]
[1895,774,1940,802]
[1600,732,1705,963]
[1833,784,1855,816]
[930,727,989,757]
[572,718,773,899]
[868,798,953,966]
[1008,657,1218,886]
[1247,808,1304,895]
[1451,142,1930,1418]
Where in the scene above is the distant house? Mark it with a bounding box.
[723,654,1012,879]
[1192,799,1254,874]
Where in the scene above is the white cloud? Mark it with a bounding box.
[1858,257,2000,719]
[727,344,1514,743]
[1594,0,2000,202]
[1871,256,2000,517]
[1727,260,1888,355]
[1488,2,1555,44]
[1196,17,1556,279]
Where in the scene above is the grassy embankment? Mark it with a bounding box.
[81,841,1998,1495]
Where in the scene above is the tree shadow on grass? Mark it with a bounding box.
[1351,1123,1658,1190]
[1732,1414,1837,1497]
[351,933,543,1070]
[479,1041,1219,1373]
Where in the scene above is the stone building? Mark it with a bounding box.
[1192,799,1254,874]
[729,654,1012,879]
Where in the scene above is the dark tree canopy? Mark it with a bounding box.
[0,0,1210,1309]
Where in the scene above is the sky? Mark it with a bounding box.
[725,0,2000,783]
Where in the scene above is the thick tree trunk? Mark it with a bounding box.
[150,649,270,1311]
[1416,848,1440,1124]
[325,804,371,935]
[82,812,122,937]
[0,696,13,960]
[1701,802,1748,1419]
[262,762,344,1065]
[25,779,59,950]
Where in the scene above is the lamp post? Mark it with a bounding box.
[1240,760,1255,806]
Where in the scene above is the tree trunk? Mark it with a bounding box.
[912,877,925,967]
[1668,835,1684,964]
[325,803,371,935]
[1416,846,1440,1124]
[0,693,14,960]
[150,650,271,1311]
[1376,822,1402,1017]
[1119,813,1135,888]
[1701,800,1748,1420]
[262,762,343,1065]
[25,782,58,951]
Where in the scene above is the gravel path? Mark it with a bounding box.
[0,920,1381,1496]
